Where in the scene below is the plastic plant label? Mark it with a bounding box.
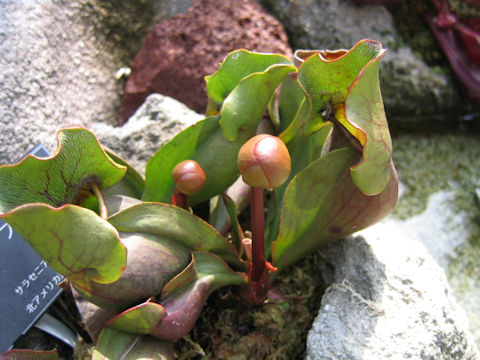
[0,144,64,353]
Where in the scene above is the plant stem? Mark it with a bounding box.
[91,183,108,220]
[250,187,265,282]
[172,190,190,211]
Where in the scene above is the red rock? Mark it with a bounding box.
[119,0,292,124]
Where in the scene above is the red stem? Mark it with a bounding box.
[250,187,265,282]
[171,190,190,211]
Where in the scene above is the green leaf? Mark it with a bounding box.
[104,150,145,199]
[76,232,190,310]
[266,123,333,250]
[109,203,243,269]
[0,127,126,213]
[220,194,243,252]
[160,257,198,300]
[143,116,254,205]
[205,50,294,106]
[219,63,297,141]
[277,73,307,134]
[162,251,245,300]
[152,251,245,341]
[106,301,167,334]
[297,40,384,111]
[109,251,244,339]
[193,251,246,289]
[271,147,398,270]
[0,204,126,293]
[93,327,175,360]
[0,350,59,360]
[297,40,393,195]
[278,97,312,144]
[343,54,392,195]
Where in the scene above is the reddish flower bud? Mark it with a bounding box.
[172,160,206,195]
[237,135,291,189]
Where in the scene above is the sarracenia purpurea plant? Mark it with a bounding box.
[0,39,397,359]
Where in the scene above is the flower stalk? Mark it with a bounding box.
[250,187,265,282]
[237,134,291,304]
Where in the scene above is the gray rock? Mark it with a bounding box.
[90,94,203,174]
[307,222,479,360]
[264,0,463,118]
[0,0,189,166]
[152,0,193,24]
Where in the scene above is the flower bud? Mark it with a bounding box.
[237,135,291,189]
[172,160,206,195]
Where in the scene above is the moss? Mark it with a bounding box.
[175,252,327,359]
[449,0,480,18]
[392,132,480,219]
[385,0,451,67]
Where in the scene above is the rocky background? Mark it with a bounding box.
[1,0,479,358]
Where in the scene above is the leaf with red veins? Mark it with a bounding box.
[152,251,246,341]
[0,127,126,214]
[0,350,59,360]
[272,147,398,271]
[104,252,245,341]
[297,40,393,196]
[106,301,167,334]
[297,40,385,113]
[0,204,126,293]
[109,202,243,269]
[342,48,393,196]
[93,327,175,360]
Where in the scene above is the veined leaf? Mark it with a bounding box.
[0,204,126,293]
[103,149,144,199]
[109,203,243,269]
[0,350,59,360]
[344,54,393,195]
[0,127,126,213]
[153,251,245,341]
[107,252,245,340]
[106,301,167,335]
[266,123,333,251]
[297,40,384,111]
[93,327,175,360]
[272,147,397,270]
[297,40,393,195]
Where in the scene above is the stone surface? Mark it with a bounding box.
[0,0,159,165]
[264,0,465,118]
[307,222,479,359]
[151,0,193,24]
[391,131,480,347]
[119,0,293,123]
[91,94,203,174]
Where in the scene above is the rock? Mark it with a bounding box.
[119,0,293,123]
[390,132,480,347]
[90,94,203,174]
[264,0,465,118]
[0,0,161,165]
[151,0,193,24]
[307,222,479,359]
